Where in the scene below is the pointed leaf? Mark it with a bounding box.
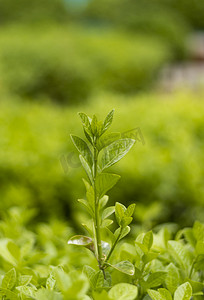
[115,202,126,226]
[143,231,153,251]
[110,261,135,276]
[2,268,16,290]
[101,138,135,170]
[174,282,192,300]
[102,110,115,135]
[158,289,172,300]
[102,206,115,220]
[147,289,166,300]
[101,219,113,228]
[125,204,136,217]
[78,112,93,136]
[109,283,138,300]
[165,263,180,294]
[79,155,93,183]
[71,135,93,168]
[95,173,120,199]
[68,235,94,252]
[91,271,104,290]
[146,272,166,288]
[97,132,121,151]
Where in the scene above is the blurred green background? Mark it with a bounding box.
[0,0,204,229]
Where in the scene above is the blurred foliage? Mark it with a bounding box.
[0,26,169,104]
[0,92,204,228]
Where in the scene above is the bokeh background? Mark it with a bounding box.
[1,0,204,231]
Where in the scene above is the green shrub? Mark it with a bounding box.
[0,26,170,104]
[0,91,204,227]
[0,208,203,299]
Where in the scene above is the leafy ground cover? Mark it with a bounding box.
[0,207,203,299]
[1,109,203,300]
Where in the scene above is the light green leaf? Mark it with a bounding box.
[17,275,32,286]
[83,265,96,281]
[143,231,153,251]
[168,241,193,271]
[158,288,172,300]
[0,288,19,300]
[101,219,113,228]
[0,239,18,266]
[99,195,109,210]
[125,204,136,217]
[91,271,104,290]
[102,110,115,135]
[142,252,159,265]
[109,283,138,300]
[101,138,135,170]
[196,241,204,255]
[91,115,98,136]
[115,202,126,226]
[79,155,93,183]
[146,272,167,288]
[101,241,111,256]
[78,112,93,137]
[110,261,135,276]
[78,198,94,217]
[193,221,204,242]
[102,206,115,220]
[165,263,180,294]
[71,135,93,168]
[147,289,166,300]
[2,268,16,290]
[121,216,133,227]
[46,274,56,290]
[95,173,121,199]
[174,282,192,300]
[97,132,121,151]
[68,235,94,252]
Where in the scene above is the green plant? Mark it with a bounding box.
[68,110,136,278]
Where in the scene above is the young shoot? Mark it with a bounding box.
[68,110,136,278]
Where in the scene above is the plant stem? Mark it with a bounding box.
[93,143,103,269]
[104,227,122,265]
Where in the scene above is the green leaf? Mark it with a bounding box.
[109,283,138,300]
[143,231,153,251]
[71,135,93,168]
[193,221,204,242]
[195,240,204,255]
[2,268,16,290]
[102,110,115,135]
[78,112,93,137]
[168,241,193,271]
[97,132,121,151]
[121,216,133,227]
[158,288,172,300]
[146,272,167,288]
[17,275,32,286]
[147,289,166,300]
[101,241,111,256]
[115,202,126,226]
[95,173,121,199]
[142,252,159,265]
[91,115,98,136]
[46,274,56,290]
[78,198,94,217]
[99,195,109,210]
[83,265,96,281]
[79,155,93,183]
[102,206,115,220]
[165,263,180,294]
[125,204,136,217]
[68,235,94,252]
[101,138,135,170]
[0,288,19,300]
[174,282,192,300]
[101,219,113,228]
[110,261,135,276]
[91,271,104,290]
